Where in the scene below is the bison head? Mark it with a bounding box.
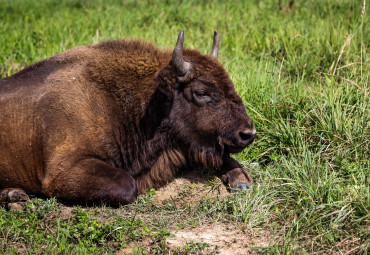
[156,31,256,168]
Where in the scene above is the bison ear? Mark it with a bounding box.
[156,66,178,99]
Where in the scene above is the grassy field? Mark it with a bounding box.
[0,0,369,254]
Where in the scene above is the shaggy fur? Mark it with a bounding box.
[0,35,255,206]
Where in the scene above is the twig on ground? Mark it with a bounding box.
[329,34,353,76]
[337,62,368,70]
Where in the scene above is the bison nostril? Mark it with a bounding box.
[239,131,252,141]
[239,129,256,144]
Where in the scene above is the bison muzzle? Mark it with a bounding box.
[0,31,256,209]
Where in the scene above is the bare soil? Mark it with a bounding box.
[119,170,272,254]
[166,223,271,254]
[153,171,229,206]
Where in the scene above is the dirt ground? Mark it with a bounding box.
[120,170,272,254]
[166,223,271,254]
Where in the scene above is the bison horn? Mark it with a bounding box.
[172,30,191,76]
[209,30,219,58]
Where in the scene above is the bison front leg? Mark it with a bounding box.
[219,155,253,192]
[0,188,29,210]
[42,159,137,207]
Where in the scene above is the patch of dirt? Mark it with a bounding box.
[124,170,272,254]
[118,223,271,255]
[59,206,74,218]
[153,169,229,206]
[166,223,271,254]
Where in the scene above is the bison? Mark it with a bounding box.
[0,31,256,209]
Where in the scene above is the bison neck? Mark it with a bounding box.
[113,88,184,194]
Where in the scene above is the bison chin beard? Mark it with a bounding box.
[186,136,225,170]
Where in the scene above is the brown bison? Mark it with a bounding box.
[0,31,256,209]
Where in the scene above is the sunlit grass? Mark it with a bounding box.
[0,0,369,254]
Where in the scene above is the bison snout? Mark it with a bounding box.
[224,128,256,153]
[238,128,256,146]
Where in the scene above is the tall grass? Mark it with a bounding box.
[0,0,369,254]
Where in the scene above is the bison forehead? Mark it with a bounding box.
[182,49,238,95]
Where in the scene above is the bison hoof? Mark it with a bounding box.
[231,183,252,193]
[221,168,253,193]
[0,189,29,210]
[8,190,29,203]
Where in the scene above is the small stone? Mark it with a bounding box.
[7,203,25,210]
[249,163,259,168]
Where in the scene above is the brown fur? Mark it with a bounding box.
[0,34,255,207]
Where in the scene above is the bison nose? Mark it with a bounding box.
[238,129,256,146]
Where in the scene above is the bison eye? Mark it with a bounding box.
[194,90,210,99]
[192,90,213,106]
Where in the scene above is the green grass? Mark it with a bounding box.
[0,0,369,254]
